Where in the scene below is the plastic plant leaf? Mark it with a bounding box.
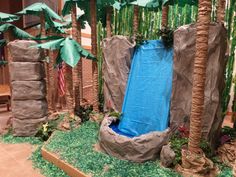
[0,12,19,23]
[17,3,61,20]
[35,38,65,50]
[162,0,198,6]
[0,39,6,47]
[62,0,90,24]
[62,0,75,16]
[35,37,95,67]
[46,21,67,34]
[74,42,96,60]
[60,37,80,67]
[64,12,87,29]
[17,3,63,28]
[97,0,121,9]
[0,23,33,39]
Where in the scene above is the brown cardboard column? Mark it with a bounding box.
[8,40,47,136]
[133,5,139,36]
[216,0,226,23]
[77,16,83,105]
[161,5,169,28]
[90,0,99,112]
[106,7,112,38]
[71,4,81,112]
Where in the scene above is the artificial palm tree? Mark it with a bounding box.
[62,0,88,112]
[217,0,226,23]
[133,5,139,36]
[36,37,95,115]
[90,0,99,112]
[106,7,113,38]
[17,3,62,113]
[0,23,33,46]
[180,0,214,175]
[188,0,212,155]
[161,5,169,28]
[17,3,62,37]
[97,0,122,38]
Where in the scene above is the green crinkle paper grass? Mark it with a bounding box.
[1,133,42,145]
[31,146,68,177]
[45,121,181,177]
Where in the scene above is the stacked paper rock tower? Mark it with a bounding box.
[8,40,48,136]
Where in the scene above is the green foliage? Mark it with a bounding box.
[1,132,42,145]
[108,111,123,119]
[221,126,236,138]
[0,23,33,39]
[200,139,213,158]
[0,60,7,66]
[0,39,6,47]
[170,135,188,165]
[75,105,93,123]
[35,37,96,67]
[158,27,174,48]
[0,12,19,23]
[35,115,64,141]
[222,0,236,115]
[170,135,212,165]
[44,121,181,177]
[17,3,62,29]
[135,33,146,47]
[31,146,68,177]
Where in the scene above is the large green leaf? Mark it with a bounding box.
[123,0,198,8]
[163,0,198,6]
[60,37,80,67]
[62,0,76,16]
[0,12,19,23]
[62,0,90,24]
[0,23,33,39]
[35,37,96,67]
[62,0,121,28]
[97,0,122,9]
[36,38,65,50]
[17,3,61,20]
[130,0,162,11]
[0,39,6,47]
[64,12,87,29]
[17,3,62,29]
[48,21,67,34]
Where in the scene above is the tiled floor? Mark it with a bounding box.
[0,106,11,134]
[0,143,44,177]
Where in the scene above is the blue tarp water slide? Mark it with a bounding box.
[111,40,173,137]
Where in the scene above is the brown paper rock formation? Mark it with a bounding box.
[176,149,219,177]
[160,144,176,167]
[102,36,136,112]
[170,23,227,149]
[8,40,47,136]
[217,140,236,168]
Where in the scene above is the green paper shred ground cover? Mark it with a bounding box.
[0,133,42,145]
[31,146,68,177]
[45,121,181,177]
[44,121,233,177]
